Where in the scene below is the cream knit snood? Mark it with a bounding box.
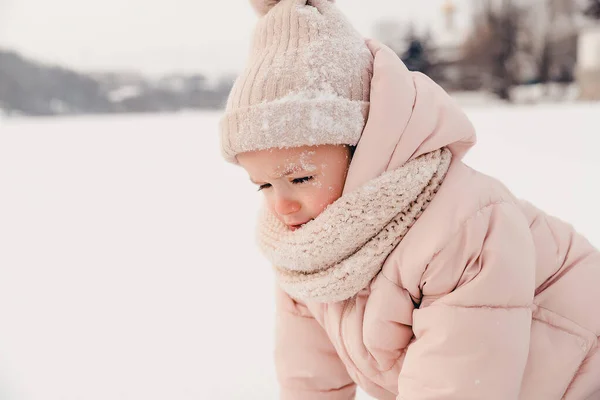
[257,148,453,303]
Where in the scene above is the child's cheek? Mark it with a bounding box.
[322,183,343,209]
[310,178,323,189]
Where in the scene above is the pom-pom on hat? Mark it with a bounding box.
[219,0,373,163]
[249,0,286,16]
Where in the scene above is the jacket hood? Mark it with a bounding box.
[344,40,477,194]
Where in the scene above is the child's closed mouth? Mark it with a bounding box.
[288,220,312,231]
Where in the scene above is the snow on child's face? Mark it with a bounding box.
[237,145,351,230]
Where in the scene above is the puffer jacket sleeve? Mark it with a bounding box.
[275,286,356,400]
[397,202,536,400]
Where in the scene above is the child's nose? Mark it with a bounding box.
[274,194,301,216]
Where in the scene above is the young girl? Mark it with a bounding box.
[219,1,600,398]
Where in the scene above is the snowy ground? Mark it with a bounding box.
[0,103,599,400]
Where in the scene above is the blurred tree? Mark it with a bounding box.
[0,50,115,115]
[400,28,434,74]
[0,49,231,116]
[584,0,600,18]
[461,0,533,100]
[531,0,579,87]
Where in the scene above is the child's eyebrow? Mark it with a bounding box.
[250,164,312,184]
[279,165,305,177]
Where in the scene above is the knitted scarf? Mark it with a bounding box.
[257,148,452,303]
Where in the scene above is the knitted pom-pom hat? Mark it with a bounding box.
[219,0,373,163]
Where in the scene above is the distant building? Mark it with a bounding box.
[434,0,465,63]
[429,0,472,90]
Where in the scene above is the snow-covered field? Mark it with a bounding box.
[0,103,598,400]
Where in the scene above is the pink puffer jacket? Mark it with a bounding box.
[274,40,600,400]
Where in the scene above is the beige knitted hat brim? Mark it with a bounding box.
[220,92,369,161]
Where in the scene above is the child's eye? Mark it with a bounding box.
[292,176,314,184]
[257,183,272,191]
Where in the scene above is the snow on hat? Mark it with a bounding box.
[219,0,373,163]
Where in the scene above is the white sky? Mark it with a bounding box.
[0,0,471,77]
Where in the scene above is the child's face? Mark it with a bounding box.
[237,145,351,231]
